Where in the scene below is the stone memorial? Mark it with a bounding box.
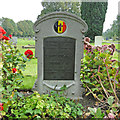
[33,12,88,99]
[95,36,103,47]
[9,36,17,45]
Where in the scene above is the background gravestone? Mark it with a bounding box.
[33,12,88,99]
[33,37,35,40]
[9,37,17,45]
[95,36,103,46]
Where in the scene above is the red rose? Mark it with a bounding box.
[9,34,12,38]
[0,26,6,39]
[24,50,33,59]
[0,106,3,111]
[12,68,17,73]
[2,36,10,40]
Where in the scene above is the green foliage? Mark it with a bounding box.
[2,91,83,119]
[17,20,34,37]
[1,18,34,37]
[1,41,28,106]
[81,2,108,42]
[88,96,119,118]
[103,17,119,40]
[88,107,104,118]
[81,49,120,103]
[118,15,120,38]
[38,1,81,18]
[2,18,18,36]
[106,96,119,115]
[108,96,114,106]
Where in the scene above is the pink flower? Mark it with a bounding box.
[7,49,10,52]
[111,59,116,62]
[0,103,3,106]
[84,37,90,43]
[108,113,115,118]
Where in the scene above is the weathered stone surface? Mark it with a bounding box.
[33,12,88,99]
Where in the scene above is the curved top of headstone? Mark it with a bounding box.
[34,12,88,33]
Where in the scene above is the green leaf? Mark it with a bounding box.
[98,94,104,100]
[112,107,117,112]
[83,79,90,83]
[95,108,103,118]
[99,53,106,58]
[25,109,33,114]
[5,53,12,58]
[85,55,91,61]
[91,88,99,92]
[22,56,27,61]
[2,67,9,73]
[17,92,23,97]
[88,107,95,115]
[77,109,82,116]
[34,109,41,114]
[95,60,102,66]
[0,87,5,92]
[86,92,91,96]
[108,96,114,106]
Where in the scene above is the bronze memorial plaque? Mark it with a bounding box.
[44,37,75,80]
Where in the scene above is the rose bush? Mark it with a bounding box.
[81,37,120,118]
[0,26,6,39]
[0,26,34,118]
[82,37,120,102]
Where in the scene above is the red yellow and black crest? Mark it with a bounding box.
[54,20,66,34]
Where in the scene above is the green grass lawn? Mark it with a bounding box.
[17,38,119,90]
[17,38,37,89]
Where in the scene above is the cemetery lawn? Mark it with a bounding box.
[17,38,37,89]
[18,38,119,90]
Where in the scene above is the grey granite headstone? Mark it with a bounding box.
[33,12,88,99]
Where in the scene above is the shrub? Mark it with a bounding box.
[2,91,83,119]
[81,37,120,103]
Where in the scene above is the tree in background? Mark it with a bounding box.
[38,1,81,18]
[1,18,34,37]
[117,15,120,40]
[103,15,119,40]
[2,18,18,36]
[17,20,34,37]
[38,1,108,43]
[81,2,108,42]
